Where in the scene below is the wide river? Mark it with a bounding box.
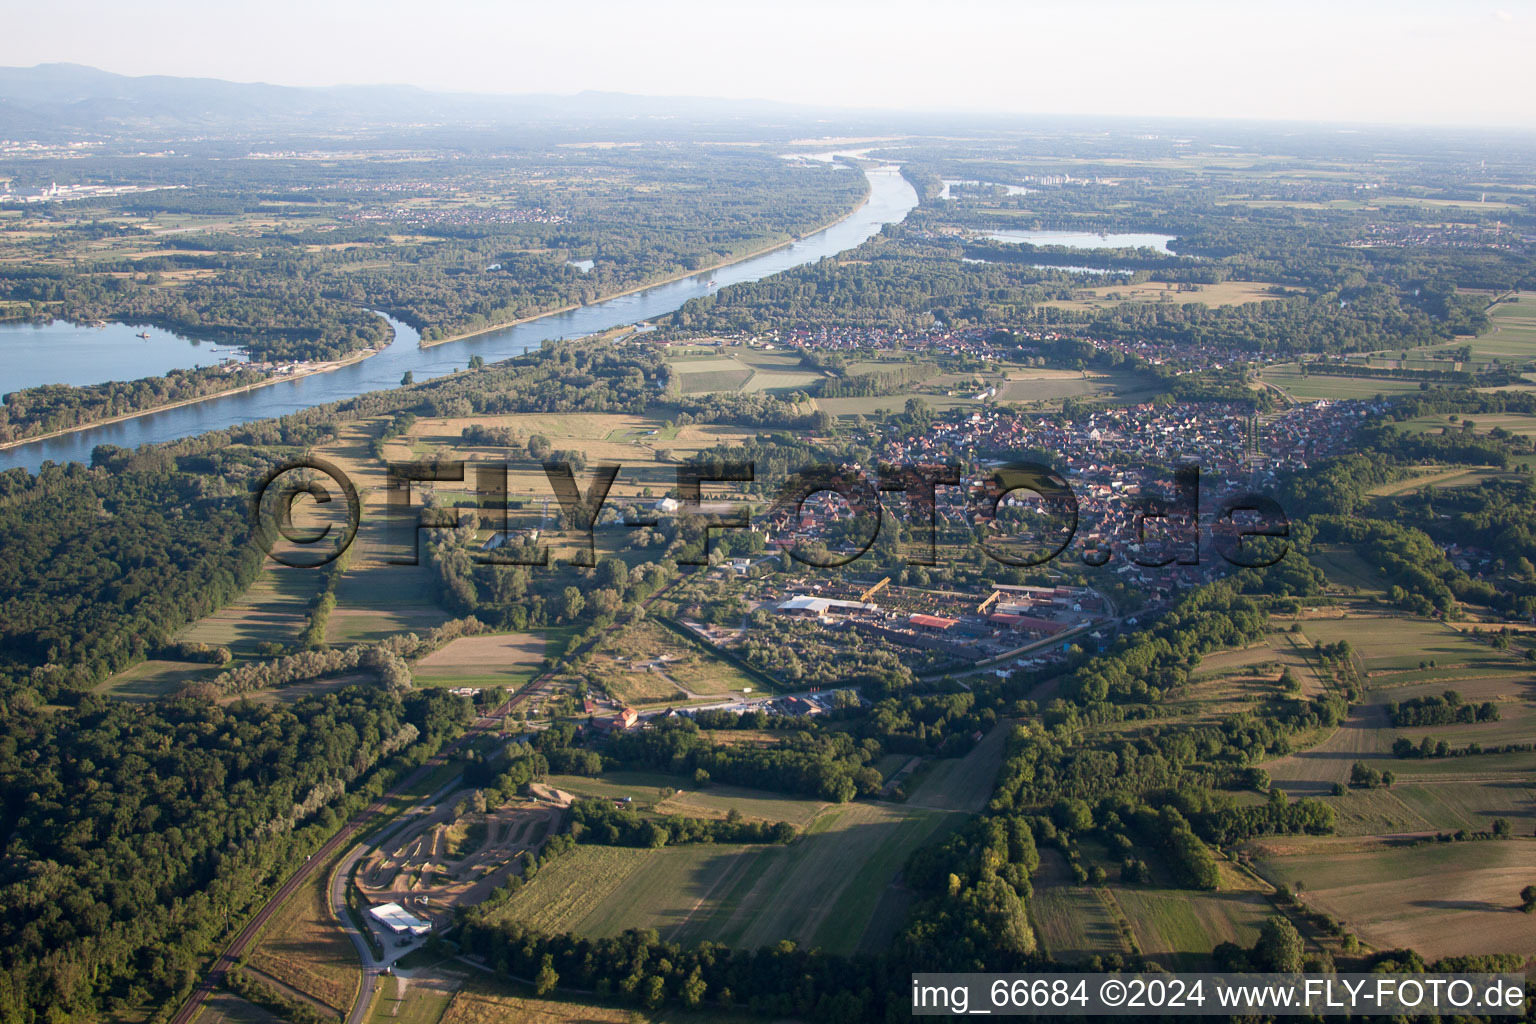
[0,162,917,473]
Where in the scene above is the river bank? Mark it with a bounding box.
[419,186,873,349]
[0,339,390,452]
[0,162,916,473]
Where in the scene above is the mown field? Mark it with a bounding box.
[493,725,1022,955]
[489,796,962,955]
[413,632,546,689]
[178,567,323,653]
[434,975,754,1024]
[1459,300,1536,364]
[666,349,824,395]
[1260,364,1428,400]
[1263,609,1534,796]
[1250,837,1536,959]
[1037,279,1298,313]
[543,770,833,827]
[1031,827,1273,970]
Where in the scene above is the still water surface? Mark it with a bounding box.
[0,162,918,472]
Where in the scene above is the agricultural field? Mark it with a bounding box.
[96,658,220,701]
[1250,836,1536,959]
[412,631,545,688]
[657,782,832,827]
[1459,300,1536,365]
[1401,411,1536,440]
[492,765,989,954]
[1029,851,1134,962]
[1363,464,1503,496]
[814,393,977,416]
[1327,778,1536,836]
[177,567,324,653]
[200,991,285,1024]
[435,975,753,1024]
[1259,364,1427,401]
[1031,843,1273,969]
[1037,279,1298,313]
[1259,609,1535,846]
[666,349,823,395]
[994,369,1125,403]
[901,720,1013,811]
[1111,887,1272,971]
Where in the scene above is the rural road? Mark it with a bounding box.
[172,570,695,1024]
[330,777,465,1024]
[167,698,519,1024]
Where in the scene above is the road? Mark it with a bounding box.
[167,699,519,1024]
[329,777,464,1024]
[172,571,692,1024]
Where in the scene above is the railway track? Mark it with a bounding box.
[170,571,691,1023]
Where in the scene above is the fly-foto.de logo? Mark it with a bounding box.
[250,454,1290,571]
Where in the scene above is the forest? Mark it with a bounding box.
[0,685,470,1018]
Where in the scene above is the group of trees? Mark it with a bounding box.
[606,717,884,803]
[0,364,274,443]
[568,798,796,847]
[1388,691,1500,728]
[0,460,263,705]
[0,686,470,1018]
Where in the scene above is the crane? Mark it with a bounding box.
[860,576,890,602]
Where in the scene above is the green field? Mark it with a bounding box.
[543,770,832,827]
[1260,365,1427,401]
[667,350,827,396]
[1307,545,1387,590]
[1327,778,1536,836]
[96,658,220,701]
[411,631,546,689]
[326,560,449,645]
[492,739,1022,957]
[1029,852,1133,962]
[1401,411,1536,440]
[177,567,323,653]
[1111,888,1272,970]
[1465,301,1536,364]
[902,722,1013,811]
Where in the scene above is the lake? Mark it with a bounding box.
[0,161,918,472]
[984,229,1176,253]
[0,320,248,393]
[940,179,1031,199]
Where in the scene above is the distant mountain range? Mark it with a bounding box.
[0,63,845,141]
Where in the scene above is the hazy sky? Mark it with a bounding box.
[5,0,1534,127]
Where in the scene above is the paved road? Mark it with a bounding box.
[173,572,693,1024]
[167,701,518,1024]
[330,777,463,1024]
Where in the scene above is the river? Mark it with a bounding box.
[0,162,917,473]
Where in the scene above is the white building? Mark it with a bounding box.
[369,902,432,942]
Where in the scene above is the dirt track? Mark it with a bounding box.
[357,792,566,918]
